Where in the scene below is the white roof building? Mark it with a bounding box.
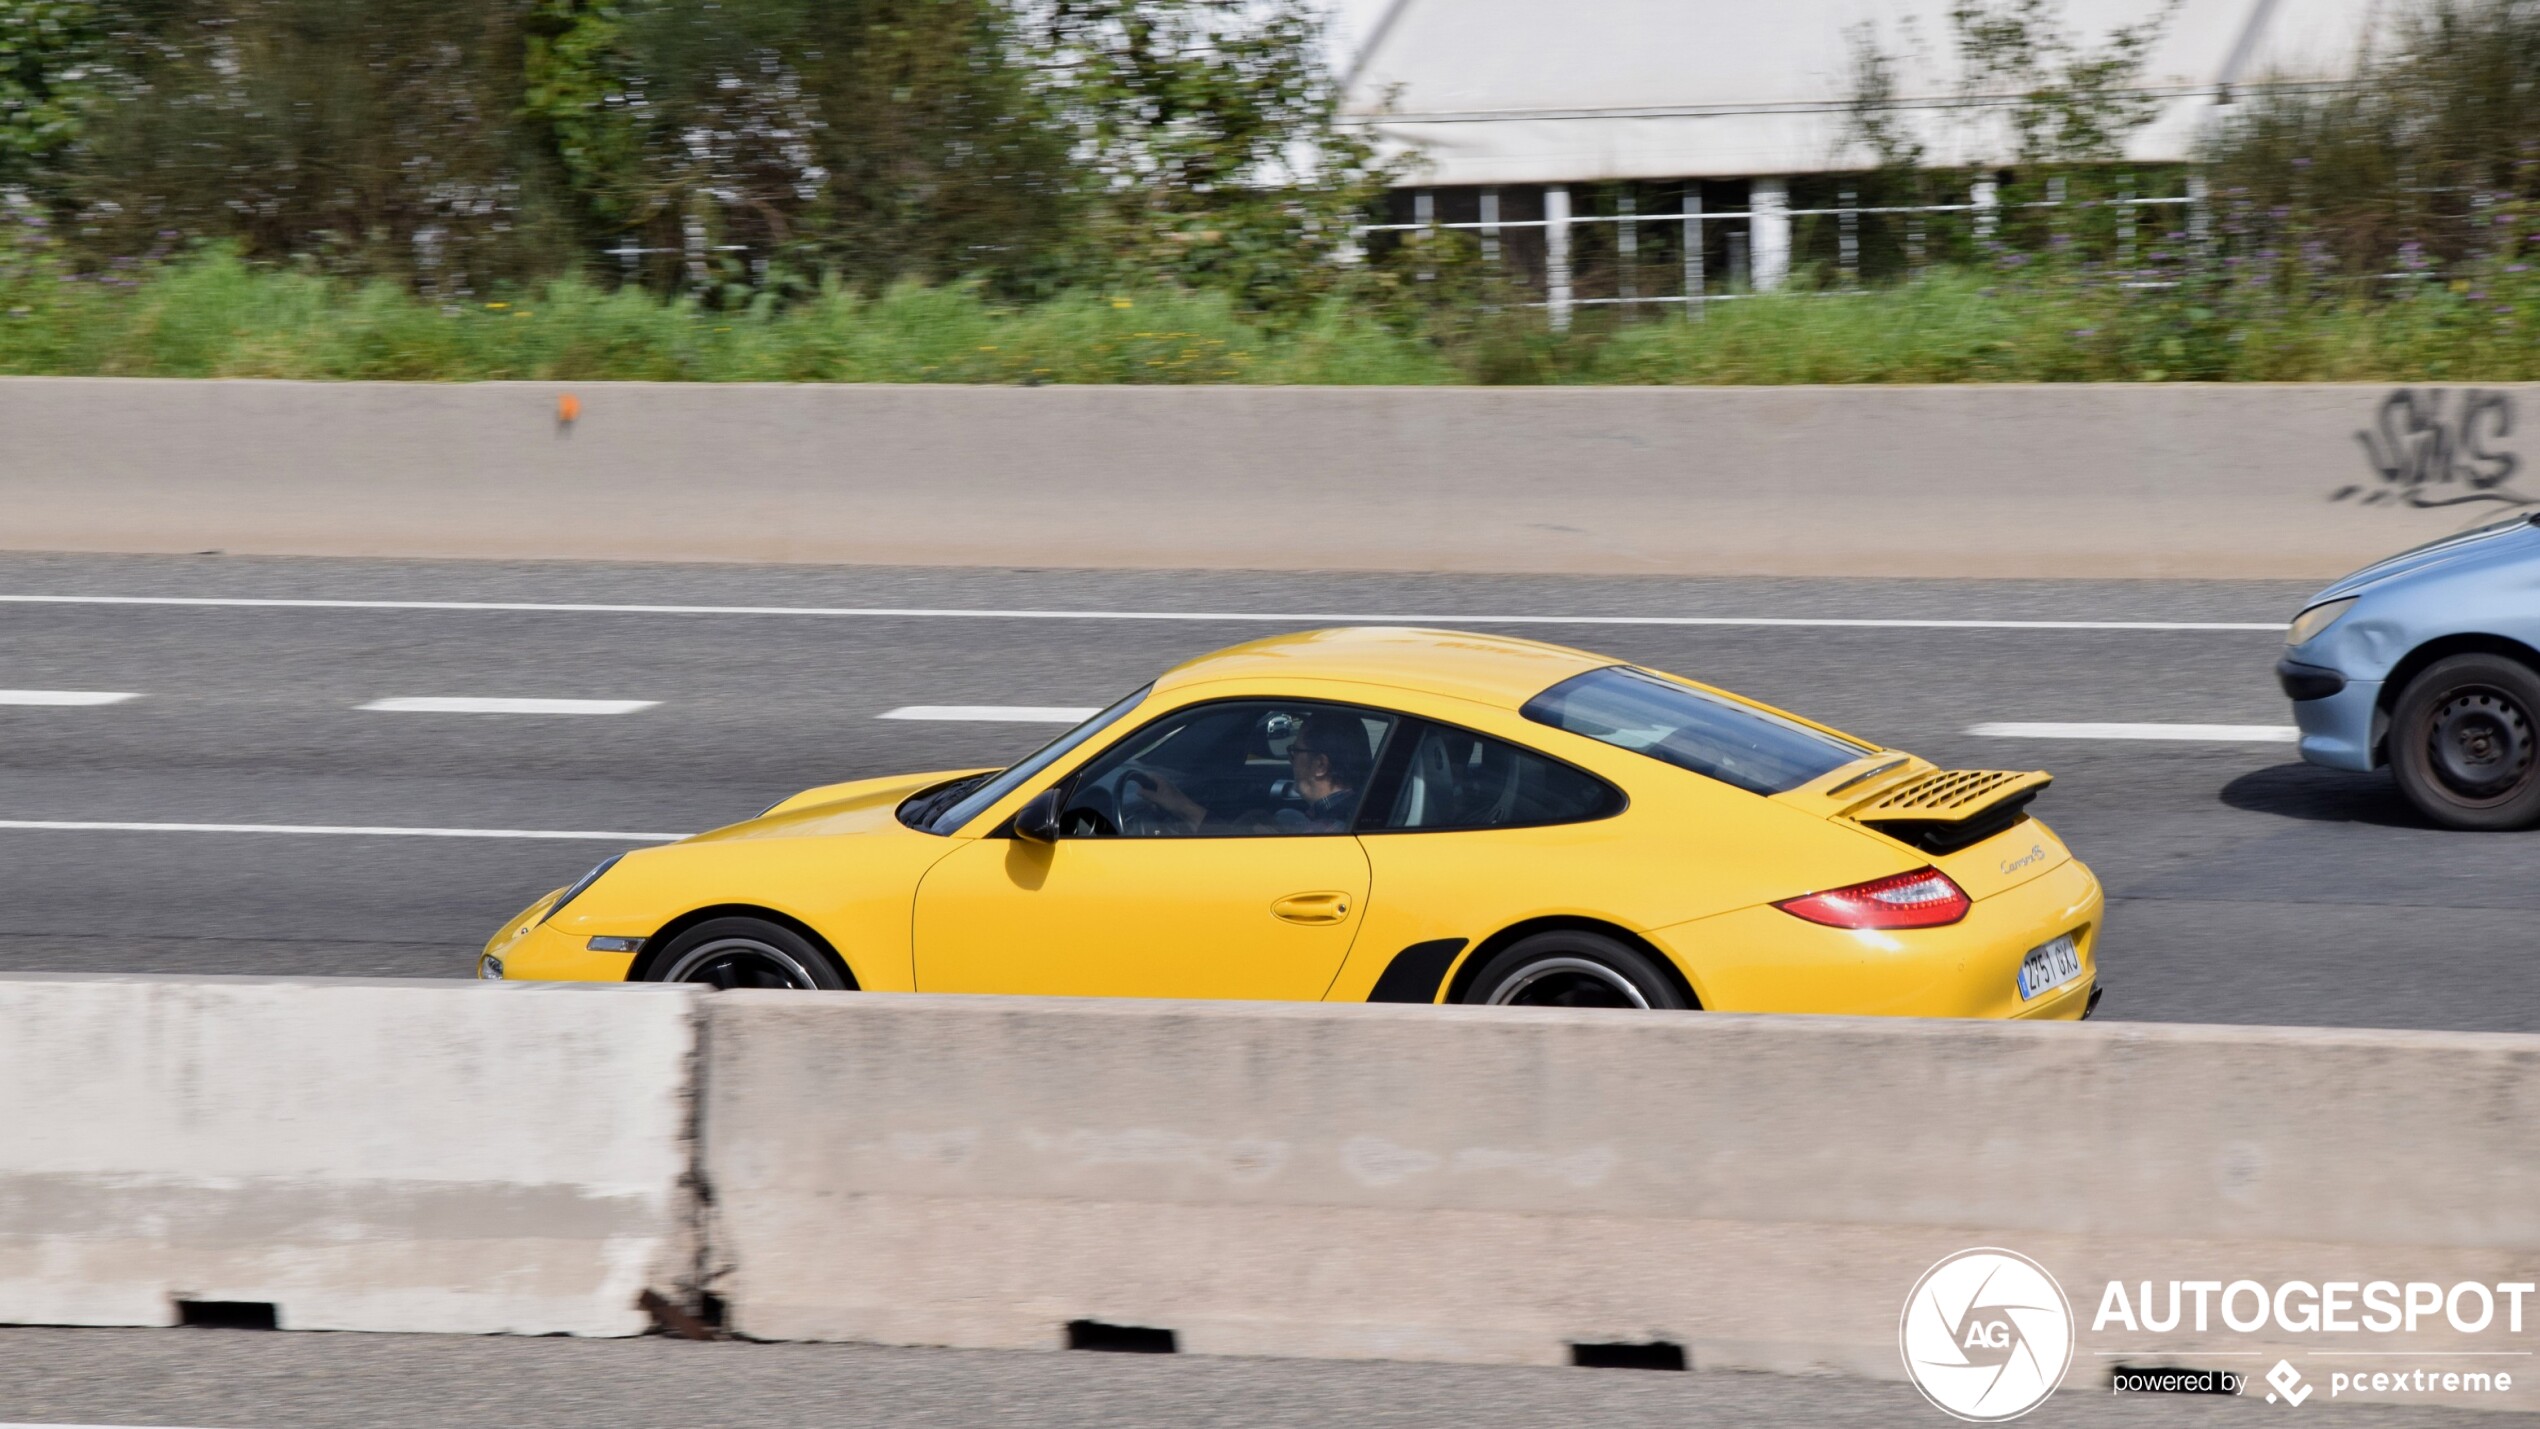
[1329,0,2382,186]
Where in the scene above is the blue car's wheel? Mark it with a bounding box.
[2392,654,2540,831]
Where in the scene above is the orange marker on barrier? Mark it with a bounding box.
[556,393,582,432]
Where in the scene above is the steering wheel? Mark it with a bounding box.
[1060,784,1119,837]
[1116,764,1189,836]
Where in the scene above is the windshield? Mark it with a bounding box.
[1521,666,1871,797]
[904,685,1152,835]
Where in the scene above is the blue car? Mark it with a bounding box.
[2281,512,2540,829]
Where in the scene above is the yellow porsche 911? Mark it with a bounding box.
[480,628,2102,1018]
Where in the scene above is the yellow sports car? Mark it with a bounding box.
[481,628,2102,1018]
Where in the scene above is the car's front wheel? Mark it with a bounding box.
[1459,930,1690,1009]
[2390,653,2540,830]
[646,917,852,990]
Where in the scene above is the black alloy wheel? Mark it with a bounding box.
[2390,654,2540,831]
[646,916,852,991]
[1459,930,1691,1010]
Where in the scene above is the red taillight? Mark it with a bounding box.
[1774,866,1970,929]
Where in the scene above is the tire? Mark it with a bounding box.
[646,916,852,991]
[1459,930,1690,1010]
[2390,654,2540,831]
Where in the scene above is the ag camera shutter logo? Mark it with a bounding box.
[1901,1248,2077,1421]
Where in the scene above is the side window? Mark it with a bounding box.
[1367,722,1623,832]
[1058,700,1397,838]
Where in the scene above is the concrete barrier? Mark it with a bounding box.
[5,973,2534,1403]
[0,973,699,1336]
[701,994,2540,1398]
[0,377,2528,578]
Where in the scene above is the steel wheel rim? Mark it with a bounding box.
[2425,686,2535,802]
[1486,956,1650,1009]
[659,937,824,990]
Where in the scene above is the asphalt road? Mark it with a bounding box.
[2,1327,2531,1429]
[0,551,2528,1032]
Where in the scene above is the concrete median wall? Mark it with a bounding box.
[701,994,2540,1391]
[0,377,2529,578]
[0,973,699,1336]
[5,973,2535,1403]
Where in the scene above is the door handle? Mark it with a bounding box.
[1270,891,1353,925]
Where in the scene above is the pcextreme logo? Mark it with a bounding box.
[1900,1248,2078,1422]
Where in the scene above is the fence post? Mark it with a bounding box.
[1972,178,1999,245]
[1682,185,1704,320]
[1479,187,1500,266]
[2117,174,2136,273]
[1838,187,1858,287]
[1618,190,1638,306]
[1545,184,1574,331]
[1414,189,1436,284]
[1750,177,1790,293]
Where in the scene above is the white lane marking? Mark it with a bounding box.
[0,820,682,841]
[0,594,2280,632]
[0,689,139,706]
[880,705,1101,723]
[359,697,657,715]
[1968,722,2299,742]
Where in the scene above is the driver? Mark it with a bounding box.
[1270,714,1371,832]
[1130,712,1371,834]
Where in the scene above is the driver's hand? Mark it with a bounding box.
[1141,771,1206,826]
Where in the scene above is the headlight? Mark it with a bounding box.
[538,853,626,926]
[2286,597,2357,647]
[478,955,505,980]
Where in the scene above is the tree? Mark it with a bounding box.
[1844,0,2179,170]
[1032,0,1399,310]
[0,0,111,196]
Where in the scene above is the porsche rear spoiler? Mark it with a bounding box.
[1838,769,2051,856]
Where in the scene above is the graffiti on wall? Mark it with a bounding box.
[2336,388,2530,508]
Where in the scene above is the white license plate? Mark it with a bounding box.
[2017,934,2083,1001]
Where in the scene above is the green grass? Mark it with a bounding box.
[5,250,2539,384]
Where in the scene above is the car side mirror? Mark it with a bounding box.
[1013,788,1063,843]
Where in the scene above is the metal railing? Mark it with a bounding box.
[1355,181,2206,328]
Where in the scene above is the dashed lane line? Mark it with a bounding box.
[1968,722,2299,742]
[880,705,1102,722]
[0,821,683,841]
[358,696,658,715]
[0,690,139,706]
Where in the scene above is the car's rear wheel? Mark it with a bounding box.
[647,917,851,991]
[1460,930,1690,1010]
[2391,654,2540,831]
